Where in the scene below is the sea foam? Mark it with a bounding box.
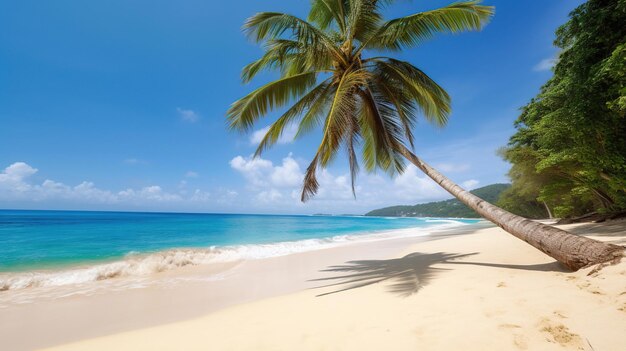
[0,220,467,292]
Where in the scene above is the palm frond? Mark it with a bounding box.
[301,68,370,202]
[242,38,336,84]
[282,42,335,77]
[295,83,334,138]
[358,86,406,175]
[345,112,360,197]
[227,71,319,132]
[243,12,346,65]
[254,79,332,156]
[308,0,348,33]
[301,155,321,202]
[370,58,450,126]
[241,39,301,83]
[317,68,370,166]
[363,1,494,51]
[375,78,418,148]
[346,0,382,43]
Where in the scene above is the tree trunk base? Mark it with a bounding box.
[586,255,624,276]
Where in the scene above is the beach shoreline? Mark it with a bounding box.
[0,221,485,351]
[1,220,624,351]
[0,211,480,291]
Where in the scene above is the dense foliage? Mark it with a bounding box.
[499,0,626,218]
[366,183,509,217]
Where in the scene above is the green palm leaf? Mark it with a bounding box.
[363,1,494,51]
[308,0,348,33]
[254,79,333,156]
[244,12,346,65]
[241,39,334,83]
[241,40,301,83]
[227,71,319,132]
[371,58,450,126]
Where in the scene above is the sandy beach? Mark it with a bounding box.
[4,0,625,350]
[2,221,624,351]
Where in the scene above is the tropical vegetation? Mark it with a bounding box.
[367,184,510,218]
[499,0,626,220]
[227,0,624,270]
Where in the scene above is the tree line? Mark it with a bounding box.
[498,0,626,219]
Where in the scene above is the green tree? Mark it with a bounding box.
[228,0,623,270]
[496,148,551,220]
[502,0,626,218]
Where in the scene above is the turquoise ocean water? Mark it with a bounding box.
[0,210,479,291]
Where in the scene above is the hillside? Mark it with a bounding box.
[365,184,510,218]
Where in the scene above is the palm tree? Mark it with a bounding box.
[227,0,624,270]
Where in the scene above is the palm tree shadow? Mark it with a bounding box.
[453,260,569,272]
[566,221,626,245]
[310,252,477,297]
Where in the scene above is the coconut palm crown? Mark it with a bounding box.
[227,0,494,201]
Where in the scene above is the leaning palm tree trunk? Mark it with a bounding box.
[398,145,624,271]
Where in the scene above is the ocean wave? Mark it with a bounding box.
[424,218,468,224]
[0,220,467,292]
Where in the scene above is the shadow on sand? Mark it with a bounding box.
[311,252,569,297]
[567,220,626,245]
[310,252,475,297]
[311,221,625,298]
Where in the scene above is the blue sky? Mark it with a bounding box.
[0,0,583,214]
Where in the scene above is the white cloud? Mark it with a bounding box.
[386,165,448,202]
[229,154,453,212]
[0,153,489,214]
[0,163,123,204]
[229,155,273,187]
[250,127,269,145]
[461,179,480,189]
[270,154,302,187]
[0,162,38,192]
[533,58,556,72]
[119,185,182,202]
[0,161,209,208]
[257,189,283,202]
[71,182,118,202]
[249,124,298,145]
[230,153,304,189]
[177,108,200,123]
[210,188,238,206]
[190,189,211,202]
[2,162,37,179]
[185,171,199,178]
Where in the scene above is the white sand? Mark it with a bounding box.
[3,225,470,351]
[32,221,626,351]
